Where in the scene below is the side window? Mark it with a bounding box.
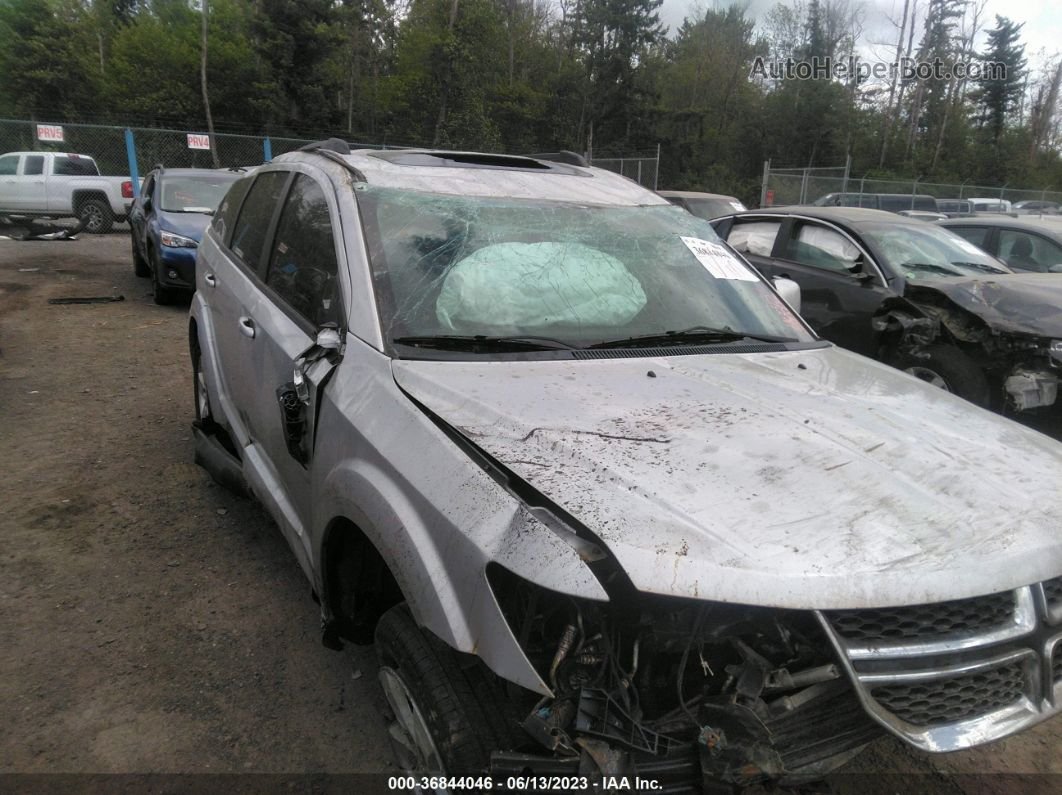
[264,174,340,327]
[53,156,98,176]
[210,175,253,244]
[229,171,289,273]
[784,223,862,273]
[998,230,1062,273]
[0,155,18,175]
[949,226,989,249]
[140,174,155,205]
[23,156,44,175]
[726,221,781,257]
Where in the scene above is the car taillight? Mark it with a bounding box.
[121,181,133,199]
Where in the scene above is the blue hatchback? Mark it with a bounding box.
[129,167,243,304]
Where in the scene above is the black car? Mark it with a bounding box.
[938,216,1062,274]
[712,207,1062,413]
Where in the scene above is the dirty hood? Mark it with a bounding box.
[392,347,1062,609]
[909,273,1062,336]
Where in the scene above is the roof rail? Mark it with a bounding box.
[298,138,351,155]
[527,151,589,167]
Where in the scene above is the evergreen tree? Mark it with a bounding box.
[969,15,1026,146]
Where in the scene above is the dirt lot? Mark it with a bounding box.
[0,233,1059,793]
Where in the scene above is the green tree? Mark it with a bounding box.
[969,15,1026,147]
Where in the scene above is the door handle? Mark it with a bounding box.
[204,273,217,288]
[238,316,256,338]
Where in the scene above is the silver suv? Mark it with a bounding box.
[190,142,1062,787]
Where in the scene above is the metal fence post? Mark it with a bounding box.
[263,137,273,162]
[841,154,851,196]
[654,142,660,191]
[760,160,770,208]
[799,168,809,205]
[124,128,140,199]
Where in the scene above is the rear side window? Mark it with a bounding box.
[726,220,781,257]
[53,156,99,176]
[0,155,17,175]
[211,176,253,243]
[229,171,288,273]
[264,174,340,327]
[23,156,44,175]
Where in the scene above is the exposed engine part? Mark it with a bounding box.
[1005,369,1059,411]
[487,565,882,786]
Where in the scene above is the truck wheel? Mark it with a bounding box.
[132,235,150,277]
[77,199,114,234]
[150,248,178,306]
[891,344,990,407]
[375,603,520,777]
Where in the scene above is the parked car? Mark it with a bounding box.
[0,151,134,233]
[969,197,1014,214]
[129,166,243,304]
[813,192,940,213]
[1013,200,1061,215]
[191,143,1062,788]
[712,206,1062,412]
[938,216,1062,274]
[935,198,974,217]
[658,190,747,220]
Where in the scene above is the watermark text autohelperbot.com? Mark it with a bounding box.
[750,56,1007,82]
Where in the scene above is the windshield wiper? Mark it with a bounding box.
[950,260,1008,274]
[589,325,796,349]
[392,334,580,352]
[900,261,966,277]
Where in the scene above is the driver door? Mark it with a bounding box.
[241,171,345,567]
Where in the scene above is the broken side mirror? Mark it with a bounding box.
[771,276,801,314]
[847,256,874,282]
[293,324,344,404]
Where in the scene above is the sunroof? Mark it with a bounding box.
[368,150,583,175]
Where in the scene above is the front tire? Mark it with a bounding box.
[375,604,520,777]
[77,199,114,234]
[891,344,990,407]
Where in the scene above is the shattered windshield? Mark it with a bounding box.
[160,174,240,213]
[355,186,812,352]
[860,222,1012,280]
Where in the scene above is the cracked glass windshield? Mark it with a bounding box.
[355,186,812,352]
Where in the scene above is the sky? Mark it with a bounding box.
[658,0,1062,71]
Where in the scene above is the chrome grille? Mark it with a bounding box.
[826,590,1014,642]
[817,577,1062,753]
[869,661,1026,726]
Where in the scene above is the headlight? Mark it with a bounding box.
[1050,339,1062,365]
[160,231,197,248]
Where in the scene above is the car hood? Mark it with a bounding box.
[392,347,1062,609]
[908,274,1062,336]
[157,210,211,242]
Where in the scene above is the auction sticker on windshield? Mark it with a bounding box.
[680,236,759,281]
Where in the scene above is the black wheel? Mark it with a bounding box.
[375,603,521,778]
[132,235,150,277]
[891,344,990,407]
[150,248,178,306]
[77,198,114,234]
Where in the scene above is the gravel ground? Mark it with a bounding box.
[0,232,1059,793]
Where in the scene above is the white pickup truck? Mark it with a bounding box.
[0,151,135,233]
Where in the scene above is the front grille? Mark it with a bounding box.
[1044,576,1062,611]
[870,661,1027,726]
[826,590,1015,643]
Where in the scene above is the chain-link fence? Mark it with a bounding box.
[1,119,662,201]
[590,153,660,190]
[761,159,1062,211]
